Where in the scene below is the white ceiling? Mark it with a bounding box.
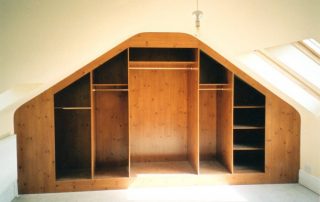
[0,0,320,114]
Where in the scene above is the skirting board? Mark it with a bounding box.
[299,169,320,194]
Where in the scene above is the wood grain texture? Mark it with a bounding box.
[54,74,90,107]
[129,61,197,69]
[94,91,129,176]
[55,178,129,192]
[128,33,199,48]
[129,48,197,61]
[90,72,95,178]
[216,89,233,173]
[93,50,128,84]
[199,91,217,160]
[130,161,195,176]
[55,109,91,180]
[14,91,55,193]
[187,70,199,174]
[14,32,301,193]
[129,69,188,162]
[265,94,300,182]
[217,72,234,173]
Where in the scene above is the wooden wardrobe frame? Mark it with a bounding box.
[14,33,300,194]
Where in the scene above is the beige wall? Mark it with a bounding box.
[300,114,320,177]
[1,0,320,177]
[0,109,13,139]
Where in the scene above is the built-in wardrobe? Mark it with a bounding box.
[14,33,300,194]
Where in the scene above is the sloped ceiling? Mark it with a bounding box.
[1,0,320,131]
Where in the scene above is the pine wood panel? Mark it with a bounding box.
[94,91,129,173]
[216,90,233,173]
[55,178,129,192]
[265,95,300,182]
[54,74,90,107]
[199,51,229,84]
[14,92,55,193]
[129,32,200,48]
[130,161,195,176]
[14,32,301,193]
[93,50,128,84]
[187,70,199,173]
[199,91,217,160]
[129,48,197,61]
[129,69,188,162]
[90,72,95,178]
[55,109,91,180]
[129,61,197,69]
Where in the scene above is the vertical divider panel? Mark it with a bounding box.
[230,73,234,173]
[127,48,131,177]
[90,72,95,178]
[187,48,199,174]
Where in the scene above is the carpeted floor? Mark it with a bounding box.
[13,183,319,202]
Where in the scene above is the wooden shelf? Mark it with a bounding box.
[93,84,128,87]
[92,84,128,92]
[129,61,197,69]
[54,107,91,110]
[233,144,264,151]
[94,166,128,178]
[130,161,196,177]
[233,165,264,173]
[93,89,128,92]
[234,106,265,109]
[199,83,231,91]
[234,125,264,130]
[199,160,229,174]
[56,168,91,181]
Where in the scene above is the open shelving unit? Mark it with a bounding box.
[54,74,92,180]
[198,51,233,174]
[53,48,267,180]
[15,33,301,193]
[233,76,265,173]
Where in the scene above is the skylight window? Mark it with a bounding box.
[302,38,320,57]
[238,53,320,116]
[266,44,320,94]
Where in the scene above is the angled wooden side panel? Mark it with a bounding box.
[265,94,300,182]
[14,91,55,194]
[187,70,199,173]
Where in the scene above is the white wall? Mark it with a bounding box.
[0,0,320,190]
[0,135,18,201]
[0,109,14,139]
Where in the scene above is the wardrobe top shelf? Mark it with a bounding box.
[233,106,265,109]
[92,84,128,86]
[199,83,231,91]
[129,61,198,69]
[54,107,91,110]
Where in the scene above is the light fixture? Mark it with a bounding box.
[192,0,203,30]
